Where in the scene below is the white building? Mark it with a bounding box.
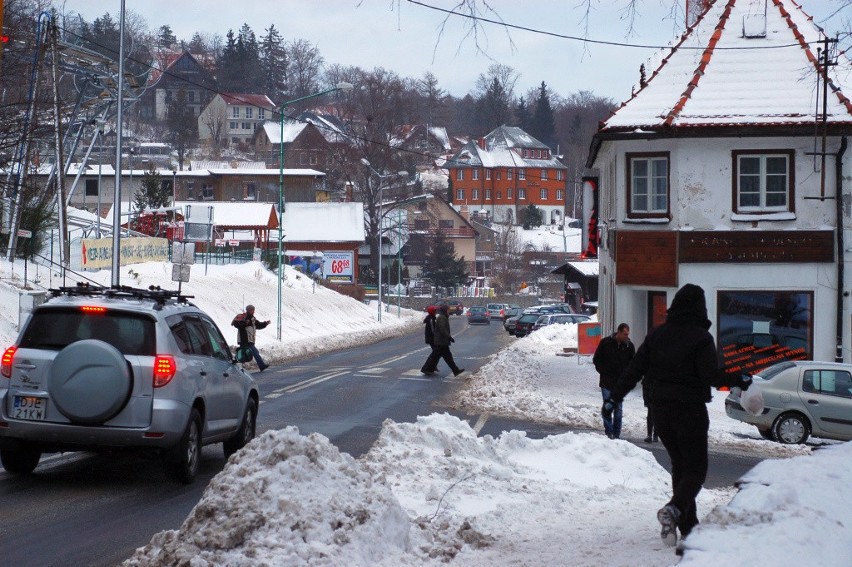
[586,0,852,373]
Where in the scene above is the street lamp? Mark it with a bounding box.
[361,159,406,323]
[277,83,353,340]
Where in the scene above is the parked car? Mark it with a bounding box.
[467,305,491,325]
[725,360,852,444]
[505,307,540,335]
[514,312,547,337]
[0,283,260,483]
[504,304,522,320]
[427,298,464,316]
[581,301,598,316]
[532,313,592,331]
[486,303,508,319]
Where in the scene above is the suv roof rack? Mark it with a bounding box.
[49,282,194,308]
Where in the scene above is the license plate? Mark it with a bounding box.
[12,396,47,421]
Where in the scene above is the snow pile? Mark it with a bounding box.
[124,428,411,567]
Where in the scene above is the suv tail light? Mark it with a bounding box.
[1,346,16,378]
[153,355,176,387]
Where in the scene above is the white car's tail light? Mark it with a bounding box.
[1,345,16,378]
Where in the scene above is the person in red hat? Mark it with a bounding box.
[420,305,439,374]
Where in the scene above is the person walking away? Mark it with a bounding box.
[432,304,465,377]
[421,306,440,374]
[642,375,658,443]
[601,284,752,549]
[232,304,270,371]
[592,323,634,439]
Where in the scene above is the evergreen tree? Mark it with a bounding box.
[216,29,240,91]
[158,25,177,48]
[421,230,468,288]
[236,23,263,92]
[474,77,511,134]
[515,96,531,130]
[521,204,543,229]
[260,25,287,103]
[188,32,206,53]
[136,165,171,210]
[530,81,555,146]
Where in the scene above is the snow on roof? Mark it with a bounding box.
[448,126,566,170]
[190,160,266,170]
[603,0,852,130]
[174,201,276,228]
[567,260,599,277]
[220,92,276,110]
[282,202,365,242]
[260,121,309,144]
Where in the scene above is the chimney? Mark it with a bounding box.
[477,138,486,150]
[460,204,470,221]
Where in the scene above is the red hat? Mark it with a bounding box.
[426,305,437,314]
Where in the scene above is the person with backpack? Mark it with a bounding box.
[232,304,270,371]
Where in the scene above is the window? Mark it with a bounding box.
[258,108,265,119]
[486,170,491,180]
[244,183,256,200]
[540,188,547,200]
[733,150,793,212]
[485,189,491,200]
[310,154,318,165]
[627,152,669,217]
[496,170,502,180]
[496,190,502,200]
[456,189,465,201]
[508,170,513,180]
[241,122,250,130]
[556,189,563,201]
[803,370,852,398]
[229,121,237,129]
[246,107,253,119]
[439,219,454,228]
[414,219,430,230]
[85,179,98,197]
[541,169,548,180]
[523,149,530,158]
[457,169,464,181]
[232,106,239,118]
[507,188,513,199]
[519,188,526,200]
[472,169,479,180]
[557,170,564,181]
[518,169,526,180]
[300,153,309,165]
[202,184,214,200]
[472,188,479,200]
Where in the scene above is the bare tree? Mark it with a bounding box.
[490,225,525,294]
[201,104,228,158]
[285,39,324,105]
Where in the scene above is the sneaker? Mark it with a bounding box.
[657,505,681,547]
[453,368,465,376]
[258,364,269,372]
[644,436,653,443]
[606,432,614,439]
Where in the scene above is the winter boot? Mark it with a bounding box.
[657,504,681,547]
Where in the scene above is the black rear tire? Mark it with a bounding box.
[165,408,201,483]
[223,398,257,459]
[0,448,41,474]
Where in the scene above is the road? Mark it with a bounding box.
[0,318,761,565]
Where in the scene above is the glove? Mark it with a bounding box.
[739,374,753,391]
[601,399,616,421]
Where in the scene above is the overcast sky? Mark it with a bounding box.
[65,0,849,103]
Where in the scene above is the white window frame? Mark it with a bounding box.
[518,169,526,181]
[540,188,547,200]
[232,106,240,118]
[457,169,464,181]
[627,152,669,217]
[541,169,548,180]
[456,188,465,201]
[519,188,526,200]
[472,188,479,200]
[472,169,479,180]
[556,189,563,201]
[733,150,794,213]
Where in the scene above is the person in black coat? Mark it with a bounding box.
[602,284,752,548]
[592,323,634,439]
[420,306,439,374]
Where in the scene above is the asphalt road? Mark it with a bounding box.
[0,318,763,565]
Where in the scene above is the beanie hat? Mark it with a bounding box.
[426,305,437,314]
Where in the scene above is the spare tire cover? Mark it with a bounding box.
[49,339,132,424]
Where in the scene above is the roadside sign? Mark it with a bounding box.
[17,229,32,238]
[229,240,239,247]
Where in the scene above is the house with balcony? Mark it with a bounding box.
[586,0,852,373]
[444,125,569,227]
[198,93,277,148]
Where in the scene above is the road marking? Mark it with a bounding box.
[265,370,348,397]
[472,413,489,434]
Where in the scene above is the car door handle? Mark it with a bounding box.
[807,399,819,404]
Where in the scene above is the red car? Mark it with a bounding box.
[426,298,464,316]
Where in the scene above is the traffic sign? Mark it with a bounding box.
[17,229,32,238]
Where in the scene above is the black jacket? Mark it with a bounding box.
[423,314,436,345]
[611,284,741,404]
[592,334,635,390]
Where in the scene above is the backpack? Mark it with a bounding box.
[232,313,246,327]
[235,346,253,363]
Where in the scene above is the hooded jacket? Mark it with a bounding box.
[611,284,740,404]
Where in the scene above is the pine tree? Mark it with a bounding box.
[475,77,511,134]
[522,204,543,229]
[515,96,531,130]
[260,25,287,102]
[531,81,555,146]
[421,230,468,288]
[166,88,197,170]
[158,25,177,49]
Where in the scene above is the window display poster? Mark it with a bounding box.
[717,290,812,375]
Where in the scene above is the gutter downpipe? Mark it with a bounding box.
[836,136,847,363]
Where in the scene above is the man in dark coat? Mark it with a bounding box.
[420,306,440,374]
[231,304,270,371]
[602,284,751,548]
[432,304,464,377]
[592,322,634,439]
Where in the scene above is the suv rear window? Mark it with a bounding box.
[19,308,156,356]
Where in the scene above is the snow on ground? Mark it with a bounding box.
[1,258,849,566]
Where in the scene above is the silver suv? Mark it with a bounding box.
[0,283,260,483]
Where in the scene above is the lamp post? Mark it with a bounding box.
[277,83,352,340]
[361,159,406,323]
